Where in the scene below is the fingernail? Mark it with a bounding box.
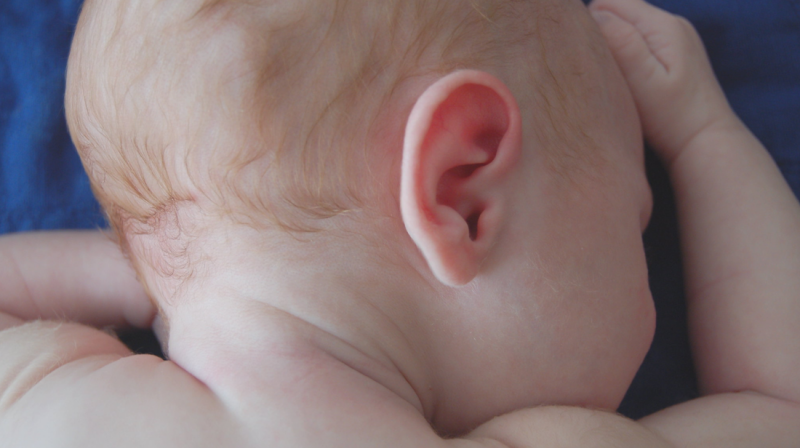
[590,10,616,25]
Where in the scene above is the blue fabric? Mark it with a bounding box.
[2,0,799,420]
[0,0,104,233]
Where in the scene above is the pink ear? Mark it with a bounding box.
[401,70,521,286]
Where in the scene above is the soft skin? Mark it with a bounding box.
[2,1,800,447]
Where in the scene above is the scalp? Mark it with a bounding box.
[67,0,579,227]
[65,0,610,292]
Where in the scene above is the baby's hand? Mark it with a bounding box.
[589,0,736,166]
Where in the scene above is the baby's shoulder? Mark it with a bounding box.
[451,406,673,448]
[0,321,447,448]
[0,322,685,448]
[459,397,800,448]
[0,321,241,448]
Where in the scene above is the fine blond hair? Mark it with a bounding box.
[66,0,610,291]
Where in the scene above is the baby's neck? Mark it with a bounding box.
[157,233,433,419]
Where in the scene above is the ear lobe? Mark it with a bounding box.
[401,70,522,286]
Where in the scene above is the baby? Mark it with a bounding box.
[2,0,799,445]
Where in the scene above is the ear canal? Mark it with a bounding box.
[466,212,480,241]
[401,70,522,286]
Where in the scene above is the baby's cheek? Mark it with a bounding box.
[589,221,655,400]
[633,280,657,356]
[609,248,656,390]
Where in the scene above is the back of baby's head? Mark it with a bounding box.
[66,0,611,294]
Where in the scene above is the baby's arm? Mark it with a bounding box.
[0,231,155,331]
[0,233,223,447]
[591,0,800,445]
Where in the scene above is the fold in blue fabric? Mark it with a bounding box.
[2,0,799,419]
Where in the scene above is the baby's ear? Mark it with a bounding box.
[401,70,522,286]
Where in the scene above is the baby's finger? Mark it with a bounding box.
[589,0,673,32]
[590,9,665,93]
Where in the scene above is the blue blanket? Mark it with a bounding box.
[1,0,104,231]
[2,0,799,419]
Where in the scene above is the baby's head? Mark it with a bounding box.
[67,0,654,434]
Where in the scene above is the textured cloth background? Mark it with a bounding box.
[2,0,799,419]
[1,1,104,232]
